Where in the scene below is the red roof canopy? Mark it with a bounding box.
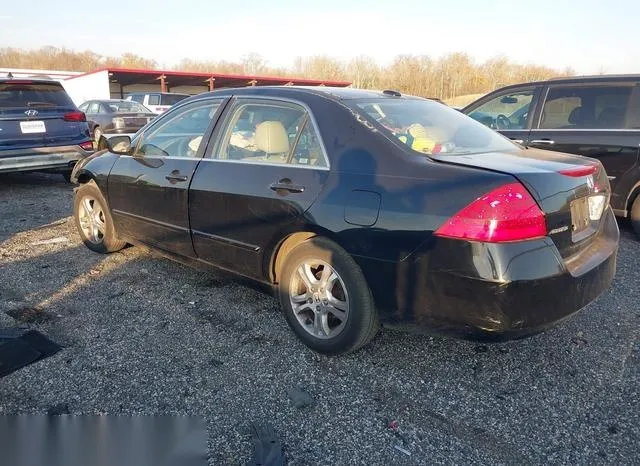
[66,67,351,89]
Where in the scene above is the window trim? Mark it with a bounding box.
[534,82,637,131]
[464,86,542,131]
[205,96,330,171]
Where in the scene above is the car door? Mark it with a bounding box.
[463,85,542,145]
[107,98,226,257]
[189,97,330,279]
[528,82,640,213]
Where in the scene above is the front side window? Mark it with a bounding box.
[214,101,319,166]
[134,101,220,158]
[539,85,631,129]
[354,99,516,156]
[467,89,535,130]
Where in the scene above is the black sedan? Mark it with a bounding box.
[70,86,619,354]
[78,99,157,149]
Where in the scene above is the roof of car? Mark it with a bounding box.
[490,74,640,91]
[126,91,190,96]
[203,86,425,102]
[0,77,64,84]
[94,99,132,103]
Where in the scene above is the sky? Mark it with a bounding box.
[1,0,639,74]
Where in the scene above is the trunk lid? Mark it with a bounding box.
[432,148,611,258]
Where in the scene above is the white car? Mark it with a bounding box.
[125,92,190,114]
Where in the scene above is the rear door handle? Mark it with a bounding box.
[510,138,524,144]
[530,139,555,145]
[270,178,305,194]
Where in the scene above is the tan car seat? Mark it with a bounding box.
[252,121,290,162]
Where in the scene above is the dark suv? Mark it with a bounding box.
[463,75,640,236]
[0,77,93,180]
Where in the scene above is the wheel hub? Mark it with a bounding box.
[289,259,349,340]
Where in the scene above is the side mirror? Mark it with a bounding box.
[107,135,132,155]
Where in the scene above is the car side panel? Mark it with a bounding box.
[301,97,516,262]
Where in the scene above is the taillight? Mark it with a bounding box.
[63,111,86,122]
[434,182,547,242]
[79,141,94,151]
[558,163,598,177]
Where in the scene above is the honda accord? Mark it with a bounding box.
[71,86,619,354]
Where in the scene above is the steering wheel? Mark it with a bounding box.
[176,137,200,157]
[495,114,511,129]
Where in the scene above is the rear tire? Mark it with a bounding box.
[631,195,640,238]
[73,181,126,253]
[278,237,379,355]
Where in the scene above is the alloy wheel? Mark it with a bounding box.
[289,259,349,339]
[77,196,106,244]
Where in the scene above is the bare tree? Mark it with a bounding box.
[1,46,575,99]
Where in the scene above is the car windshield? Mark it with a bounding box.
[105,101,151,113]
[353,98,517,155]
[0,82,75,109]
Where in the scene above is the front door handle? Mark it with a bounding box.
[530,139,555,145]
[165,172,188,182]
[270,178,305,194]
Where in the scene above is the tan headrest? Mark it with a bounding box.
[255,121,289,154]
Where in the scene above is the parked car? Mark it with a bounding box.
[79,99,157,150]
[71,86,618,354]
[462,74,640,236]
[0,76,93,180]
[125,92,190,114]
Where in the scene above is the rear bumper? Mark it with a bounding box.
[359,207,619,340]
[0,145,93,173]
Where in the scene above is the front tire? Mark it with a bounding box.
[631,195,640,238]
[73,181,126,253]
[278,237,379,355]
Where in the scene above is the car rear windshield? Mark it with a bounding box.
[0,81,75,109]
[353,98,517,156]
[161,94,189,105]
[105,101,151,113]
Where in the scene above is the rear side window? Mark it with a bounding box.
[0,82,75,109]
[213,100,328,167]
[539,85,632,129]
[161,94,189,105]
[147,95,161,106]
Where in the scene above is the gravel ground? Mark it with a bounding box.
[0,172,638,465]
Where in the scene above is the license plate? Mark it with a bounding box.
[570,197,590,234]
[20,121,46,134]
